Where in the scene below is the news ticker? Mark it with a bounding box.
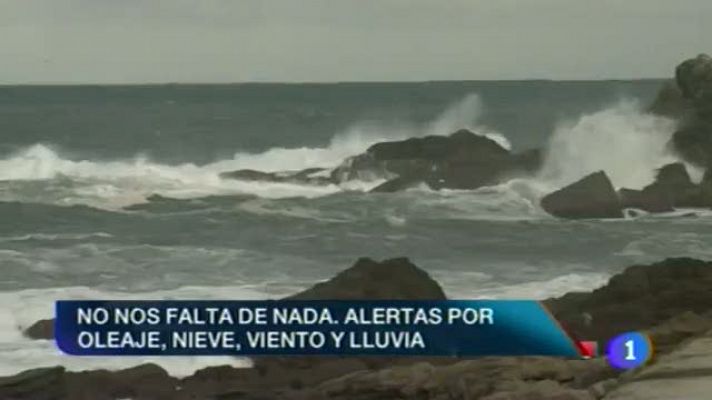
[55,300,653,369]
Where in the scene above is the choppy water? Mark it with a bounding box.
[3,80,711,377]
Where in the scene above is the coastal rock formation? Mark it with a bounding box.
[333,129,542,191]
[546,257,712,346]
[618,162,705,212]
[540,171,624,219]
[288,257,446,301]
[24,318,54,341]
[650,54,712,167]
[219,129,543,193]
[11,256,712,399]
[603,325,712,400]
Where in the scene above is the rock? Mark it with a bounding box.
[0,367,65,400]
[619,163,702,212]
[541,171,624,219]
[652,54,712,167]
[305,357,610,400]
[369,175,423,193]
[64,364,178,400]
[618,188,672,213]
[675,54,712,102]
[220,167,331,186]
[24,319,54,340]
[287,257,446,301]
[648,80,691,118]
[250,257,447,393]
[332,129,542,191]
[603,327,712,400]
[702,168,712,206]
[546,258,712,345]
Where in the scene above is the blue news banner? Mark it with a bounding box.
[55,300,586,357]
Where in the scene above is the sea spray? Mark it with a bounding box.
[537,100,686,189]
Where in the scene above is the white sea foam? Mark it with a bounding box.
[0,93,500,208]
[537,100,698,189]
[0,286,270,378]
[461,273,611,300]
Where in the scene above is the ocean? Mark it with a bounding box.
[1,80,711,377]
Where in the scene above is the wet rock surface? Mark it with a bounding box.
[540,171,624,219]
[10,257,712,399]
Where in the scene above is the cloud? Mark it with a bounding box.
[0,0,710,83]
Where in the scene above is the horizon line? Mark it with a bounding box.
[0,77,669,87]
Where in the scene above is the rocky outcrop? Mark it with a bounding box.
[12,256,712,399]
[618,162,708,212]
[24,318,54,340]
[540,171,624,219]
[651,54,712,167]
[253,257,448,390]
[298,358,611,400]
[0,367,65,400]
[603,324,712,400]
[334,129,542,191]
[288,257,446,301]
[546,258,712,347]
[219,129,543,193]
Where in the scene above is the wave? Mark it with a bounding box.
[0,93,499,209]
[537,100,700,189]
[0,95,705,221]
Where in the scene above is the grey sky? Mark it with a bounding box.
[1,0,710,83]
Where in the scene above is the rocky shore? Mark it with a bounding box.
[5,256,712,400]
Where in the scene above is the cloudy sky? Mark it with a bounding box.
[0,0,710,83]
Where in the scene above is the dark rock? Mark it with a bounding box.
[702,168,712,206]
[648,80,691,118]
[546,257,712,348]
[332,129,542,191]
[220,169,281,181]
[618,163,702,212]
[618,188,673,213]
[251,257,447,392]
[675,54,712,102]
[303,358,610,400]
[653,54,712,167]
[24,319,54,340]
[287,257,446,301]
[0,367,65,400]
[369,175,423,193]
[541,171,624,219]
[64,363,178,400]
[220,167,331,186]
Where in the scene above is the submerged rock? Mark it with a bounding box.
[24,318,54,341]
[540,171,623,219]
[220,167,332,186]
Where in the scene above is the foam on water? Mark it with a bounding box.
[459,273,611,300]
[0,93,505,210]
[537,100,698,189]
[0,286,271,378]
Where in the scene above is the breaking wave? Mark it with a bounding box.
[537,100,696,189]
[0,93,501,208]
